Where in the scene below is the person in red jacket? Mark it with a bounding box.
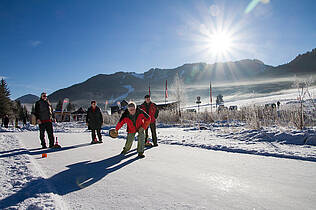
[115,102,151,158]
[140,95,159,147]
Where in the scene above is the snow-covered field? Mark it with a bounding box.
[157,123,316,161]
[183,85,316,111]
[0,133,67,209]
[1,89,316,209]
[0,121,316,209]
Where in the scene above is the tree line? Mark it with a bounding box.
[0,78,76,125]
[0,79,29,123]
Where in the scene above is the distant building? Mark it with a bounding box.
[54,107,87,122]
[54,111,71,122]
[71,107,87,121]
[156,101,180,111]
[110,100,128,115]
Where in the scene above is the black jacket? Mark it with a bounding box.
[86,106,103,130]
[35,99,54,122]
[3,116,9,125]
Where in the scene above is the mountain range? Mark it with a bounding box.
[17,48,316,107]
[15,94,39,104]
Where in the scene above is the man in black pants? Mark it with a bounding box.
[139,95,159,147]
[35,92,55,149]
[86,100,103,144]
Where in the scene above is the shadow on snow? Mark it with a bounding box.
[0,150,140,209]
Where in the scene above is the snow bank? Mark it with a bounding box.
[0,122,90,133]
[0,134,68,209]
[157,123,316,161]
[0,123,37,132]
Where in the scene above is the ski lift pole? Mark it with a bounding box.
[196,96,201,113]
[196,96,201,129]
[210,81,212,113]
[165,80,168,105]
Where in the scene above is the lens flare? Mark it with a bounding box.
[179,2,257,64]
[207,32,233,55]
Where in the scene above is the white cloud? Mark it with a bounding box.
[29,40,42,47]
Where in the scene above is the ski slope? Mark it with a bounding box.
[1,130,316,209]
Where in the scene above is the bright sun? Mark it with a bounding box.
[208,32,233,55]
[183,3,247,62]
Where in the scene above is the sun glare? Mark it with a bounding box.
[182,3,251,62]
[208,32,233,55]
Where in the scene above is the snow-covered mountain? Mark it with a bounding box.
[15,94,39,104]
[47,48,316,106]
[265,48,316,76]
[48,59,271,105]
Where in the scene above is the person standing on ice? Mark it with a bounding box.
[2,115,9,128]
[86,100,103,144]
[34,92,55,149]
[139,95,159,147]
[114,102,151,158]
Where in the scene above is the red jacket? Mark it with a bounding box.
[139,102,159,123]
[115,108,151,133]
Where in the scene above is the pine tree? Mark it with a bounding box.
[31,105,36,115]
[15,100,24,120]
[11,100,19,119]
[23,105,29,122]
[55,100,63,111]
[0,79,12,117]
[67,102,76,111]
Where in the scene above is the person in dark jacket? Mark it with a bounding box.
[139,95,159,147]
[23,116,27,126]
[115,102,151,158]
[2,115,9,128]
[35,92,55,149]
[86,100,103,144]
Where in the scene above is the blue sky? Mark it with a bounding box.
[1,0,315,99]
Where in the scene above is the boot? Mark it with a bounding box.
[91,138,98,144]
[138,153,145,158]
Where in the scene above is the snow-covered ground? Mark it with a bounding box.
[183,86,316,110]
[157,123,316,161]
[0,121,316,209]
[1,88,316,209]
[0,133,67,209]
